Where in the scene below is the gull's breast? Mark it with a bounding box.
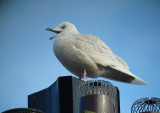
[53,37,101,77]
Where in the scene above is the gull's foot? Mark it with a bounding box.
[83,69,87,81]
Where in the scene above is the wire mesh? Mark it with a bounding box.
[131,97,160,113]
[2,108,44,113]
[77,80,116,98]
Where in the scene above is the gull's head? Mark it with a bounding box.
[46,22,79,39]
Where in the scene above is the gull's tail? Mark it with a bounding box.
[101,66,147,85]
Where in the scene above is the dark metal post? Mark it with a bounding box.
[78,80,117,113]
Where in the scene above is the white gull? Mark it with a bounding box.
[46,22,146,85]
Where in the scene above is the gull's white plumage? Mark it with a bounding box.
[47,22,146,85]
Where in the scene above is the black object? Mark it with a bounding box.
[2,108,44,113]
[28,76,83,113]
[115,87,120,113]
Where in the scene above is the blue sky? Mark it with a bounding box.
[0,0,160,113]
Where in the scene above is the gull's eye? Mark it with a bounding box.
[62,26,65,29]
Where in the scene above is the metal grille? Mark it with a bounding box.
[131,97,160,113]
[2,108,44,113]
[77,80,116,98]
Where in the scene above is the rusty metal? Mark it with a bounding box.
[78,80,117,113]
[131,97,160,113]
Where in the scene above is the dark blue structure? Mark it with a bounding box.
[28,76,83,113]
[28,76,120,113]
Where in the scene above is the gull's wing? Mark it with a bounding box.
[74,34,128,70]
[74,34,146,85]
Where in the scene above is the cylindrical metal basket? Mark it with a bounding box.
[78,80,117,113]
[131,97,160,113]
[78,80,116,98]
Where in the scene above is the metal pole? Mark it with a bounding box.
[78,80,117,113]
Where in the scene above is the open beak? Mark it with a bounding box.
[46,28,61,39]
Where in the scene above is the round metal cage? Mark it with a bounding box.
[2,108,44,113]
[131,97,160,113]
[77,80,116,98]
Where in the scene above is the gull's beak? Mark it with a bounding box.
[46,28,61,40]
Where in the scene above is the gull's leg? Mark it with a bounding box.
[83,69,87,81]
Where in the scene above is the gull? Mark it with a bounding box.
[46,22,146,85]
